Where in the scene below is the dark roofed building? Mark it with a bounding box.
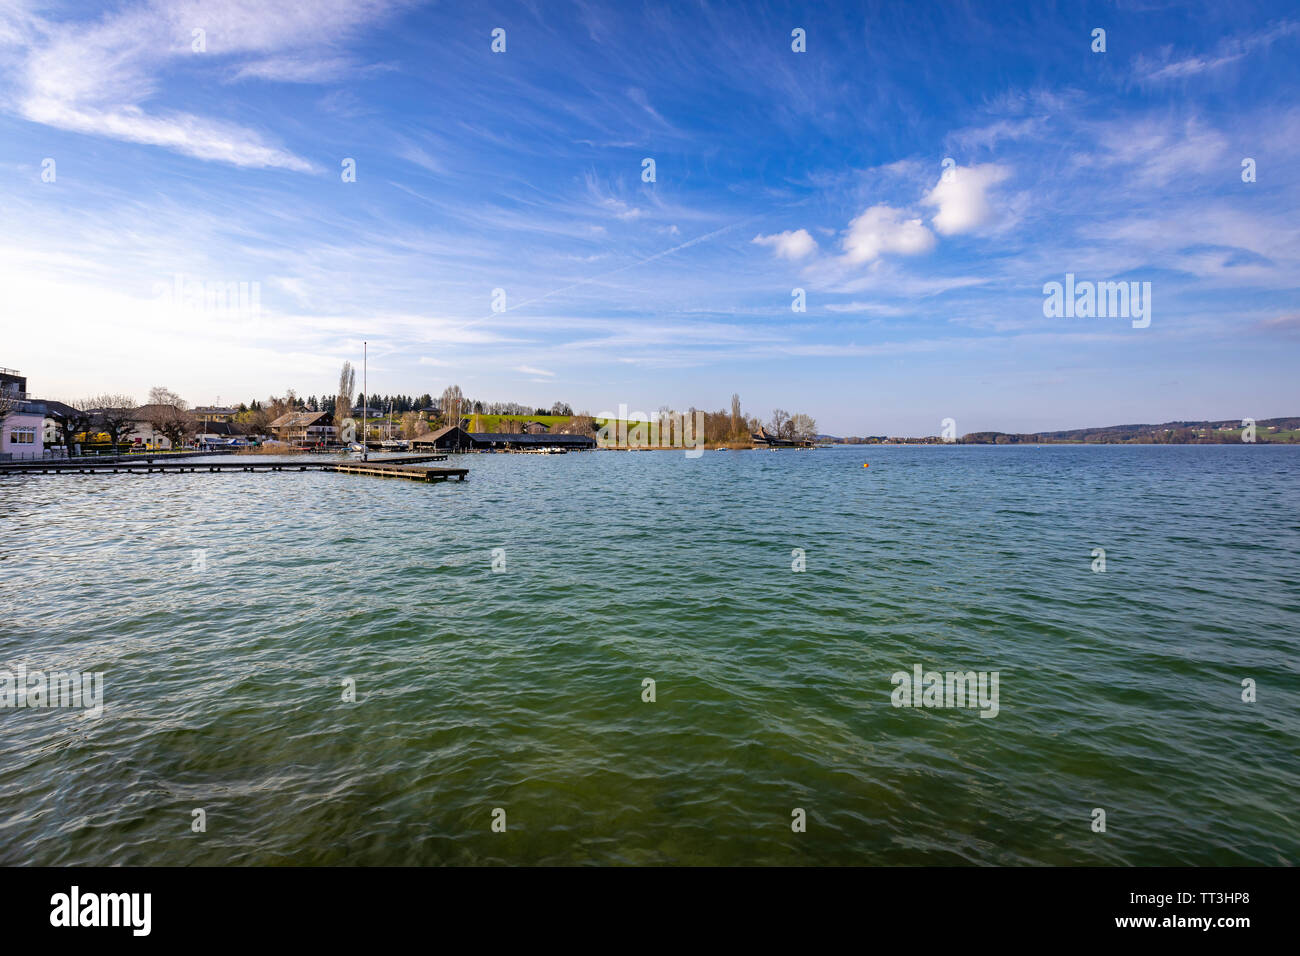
[0,367,28,397]
[196,419,251,447]
[269,410,335,445]
[409,425,475,451]
[751,426,812,447]
[42,399,79,420]
[408,425,594,451]
[468,432,594,450]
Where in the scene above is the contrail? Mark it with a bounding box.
[442,215,761,337]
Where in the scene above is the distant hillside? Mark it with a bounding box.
[826,417,1300,445]
[964,417,1300,444]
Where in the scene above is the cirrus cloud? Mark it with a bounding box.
[2,0,404,171]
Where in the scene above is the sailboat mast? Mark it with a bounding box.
[363,340,368,461]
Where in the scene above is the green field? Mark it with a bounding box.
[465,414,574,432]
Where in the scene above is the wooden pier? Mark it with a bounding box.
[329,461,466,482]
[0,450,235,470]
[0,454,466,484]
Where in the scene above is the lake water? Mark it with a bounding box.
[1,445,1296,865]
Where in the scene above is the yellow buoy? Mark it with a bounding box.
[862,463,869,468]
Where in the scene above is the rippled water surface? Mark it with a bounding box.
[1,445,1297,865]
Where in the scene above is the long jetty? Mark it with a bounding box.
[0,454,467,484]
[0,450,236,469]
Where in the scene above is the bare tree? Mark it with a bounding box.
[562,414,595,436]
[789,412,818,441]
[769,408,790,439]
[730,393,742,437]
[263,390,299,423]
[236,405,270,437]
[0,390,15,431]
[335,361,356,432]
[145,386,195,449]
[704,407,732,444]
[45,399,95,456]
[400,411,425,439]
[440,384,465,426]
[92,394,139,451]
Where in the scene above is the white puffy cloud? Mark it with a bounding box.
[922,163,1011,235]
[840,205,935,263]
[752,228,818,260]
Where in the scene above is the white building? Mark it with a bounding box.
[1,366,46,460]
[124,404,191,450]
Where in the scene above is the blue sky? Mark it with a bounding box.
[1,0,1297,434]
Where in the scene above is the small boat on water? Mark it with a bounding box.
[348,442,366,453]
[380,439,409,450]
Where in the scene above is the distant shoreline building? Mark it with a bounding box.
[1,367,46,460]
[193,406,237,423]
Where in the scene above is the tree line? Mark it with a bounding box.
[224,364,819,448]
[44,386,198,452]
[39,363,818,453]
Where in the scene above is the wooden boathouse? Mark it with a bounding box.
[407,425,596,452]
